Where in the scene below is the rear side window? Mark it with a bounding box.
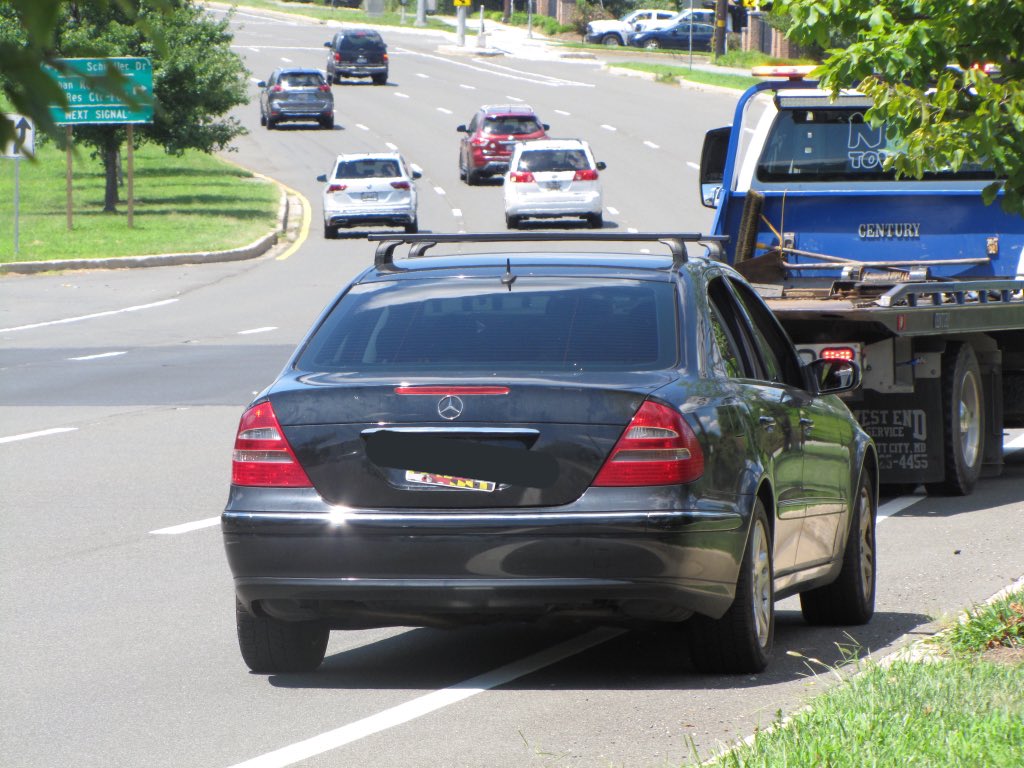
[299,278,678,372]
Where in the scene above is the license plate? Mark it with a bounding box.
[405,470,495,492]
[361,191,378,201]
[540,181,562,191]
[356,56,367,64]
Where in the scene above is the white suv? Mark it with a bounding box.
[584,9,678,46]
[317,152,422,238]
[503,139,606,229]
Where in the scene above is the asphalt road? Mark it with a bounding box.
[1,8,1022,768]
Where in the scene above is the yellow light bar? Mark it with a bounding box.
[751,65,817,80]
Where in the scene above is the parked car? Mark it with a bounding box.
[503,139,605,229]
[258,68,334,130]
[324,28,388,85]
[457,104,550,185]
[633,8,725,33]
[222,231,878,676]
[584,8,678,46]
[316,152,421,237]
[629,21,716,51]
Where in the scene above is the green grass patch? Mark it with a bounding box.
[714,49,817,70]
[693,587,1024,767]
[0,144,278,263]
[608,61,758,90]
[230,0,451,31]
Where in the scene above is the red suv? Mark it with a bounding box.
[457,105,550,185]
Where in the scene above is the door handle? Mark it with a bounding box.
[759,415,776,432]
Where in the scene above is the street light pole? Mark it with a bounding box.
[415,0,425,27]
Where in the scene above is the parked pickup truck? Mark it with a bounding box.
[699,66,1024,495]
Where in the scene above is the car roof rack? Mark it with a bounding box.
[367,232,729,271]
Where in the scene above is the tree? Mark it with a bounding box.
[773,0,1024,215]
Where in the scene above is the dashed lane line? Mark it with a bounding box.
[0,299,178,334]
[0,427,78,445]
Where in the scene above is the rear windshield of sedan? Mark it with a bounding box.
[483,117,543,135]
[298,277,678,372]
[335,159,401,179]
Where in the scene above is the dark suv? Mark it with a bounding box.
[457,105,550,185]
[324,29,388,85]
[258,68,334,130]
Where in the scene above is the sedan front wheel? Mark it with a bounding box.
[644,40,661,50]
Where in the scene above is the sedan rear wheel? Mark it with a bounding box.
[324,222,338,239]
[404,218,419,234]
[587,213,603,229]
[235,599,329,674]
[686,500,773,673]
[644,40,661,50]
[800,468,877,625]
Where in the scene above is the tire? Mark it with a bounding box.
[645,40,661,50]
[235,599,329,674]
[404,218,418,234]
[505,214,520,229]
[259,111,267,127]
[466,169,480,186]
[686,501,774,673]
[587,213,603,229]
[601,34,621,46]
[458,157,467,181]
[372,73,387,85]
[323,222,338,239]
[266,118,277,130]
[926,342,984,496]
[800,468,877,625]
[320,117,334,130]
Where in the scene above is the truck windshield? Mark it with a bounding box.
[756,109,996,183]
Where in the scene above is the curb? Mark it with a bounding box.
[0,188,295,276]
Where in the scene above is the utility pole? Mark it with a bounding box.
[714,0,728,57]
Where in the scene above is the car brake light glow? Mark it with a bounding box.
[510,171,535,183]
[382,53,389,62]
[470,136,489,147]
[231,402,312,487]
[327,183,347,192]
[573,169,598,181]
[592,400,704,486]
[394,386,510,395]
[820,347,856,361]
[390,181,410,190]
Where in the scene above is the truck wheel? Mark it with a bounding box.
[800,468,876,625]
[686,500,773,673]
[235,599,329,674]
[927,342,984,496]
[601,34,621,46]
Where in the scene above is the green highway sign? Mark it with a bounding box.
[46,57,154,125]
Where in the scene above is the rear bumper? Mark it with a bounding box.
[222,486,746,628]
[269,103,333,119]
[471,160,510,177]
[325,205,415,227]
[332,65,387,78]
[505,192,603,218]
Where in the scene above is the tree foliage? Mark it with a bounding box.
[774,0,1024,215]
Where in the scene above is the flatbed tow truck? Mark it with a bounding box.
[699,67,1024,494]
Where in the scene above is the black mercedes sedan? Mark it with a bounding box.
[222,233,878,675]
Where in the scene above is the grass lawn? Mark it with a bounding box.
[607,61,758,90]
[693,586,1024,767]
[0,144,279,263]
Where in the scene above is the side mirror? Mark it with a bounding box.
[316,174,327,183]
[809,359,861,395]
[323,41,332,48]
[699,126,730,208]
[456,124,468,133]
[542,123,550,130]
[595,161,607,171]
[410,164,423,179]
[257,81,267,88]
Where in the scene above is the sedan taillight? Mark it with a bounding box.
[232,402,312,487]
[573,169,598,181]
[510,171,535,183]
[327,183,347,192]
[390,181,410,189]
[592,400,704,486]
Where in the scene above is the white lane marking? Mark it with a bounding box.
[1004,433,1024,453]
[248,47,260,53]
[878,495,924,521]
[416,73,429,79]
[506,95,523,102]
[627,227,639,233]
[555,109,570,116]
[452,208,463,217]
[0,299,178,334]
[644,140,659,149]
[0,427,78,444]
[281,57,293,63]
[355,123,369,131]
[151,517,221,535]
[640,248,651,254]
[68,351,127,361]
[437,107,453,115]
[225,627,624,768]
[601,124,617,132]
[686,161,700,171]
[606,207,619,216]
[395,92,410,99]
[460,84,476,90]
[385,142,398,151]
[434,186,446,196]
[238,327,278,335]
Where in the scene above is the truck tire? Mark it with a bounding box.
[236,599,329,674]
[800,468,876,625]
[927,342,984,496]
[686,501,773,673]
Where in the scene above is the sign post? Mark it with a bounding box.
[3,115,35,255]
[454,0,471,46]
[44,57,154,230]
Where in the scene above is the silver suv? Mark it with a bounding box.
[258,68,334,130]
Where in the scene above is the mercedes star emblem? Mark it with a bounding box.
[437,395,464,420]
